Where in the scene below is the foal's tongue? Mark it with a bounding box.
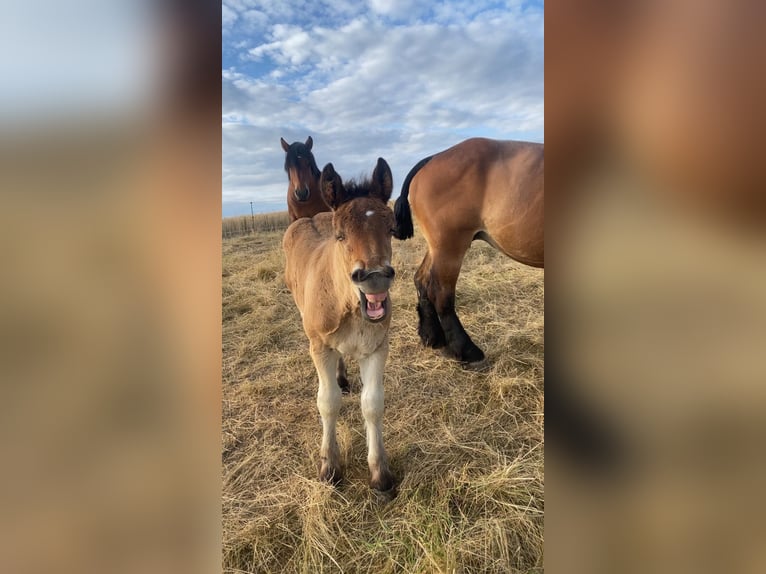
[365,292,387,303]
[364,292,387,319]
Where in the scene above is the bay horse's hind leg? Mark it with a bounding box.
[429,242,486,366]
[414,251,446,349]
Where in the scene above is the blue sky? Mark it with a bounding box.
[222,0,544,216]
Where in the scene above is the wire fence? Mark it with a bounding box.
[222,212,291,239]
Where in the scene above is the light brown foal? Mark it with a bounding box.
[283,158,397,492]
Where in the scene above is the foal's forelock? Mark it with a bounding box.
[335,201,395,270]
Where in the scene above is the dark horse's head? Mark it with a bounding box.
[281,136,321,202]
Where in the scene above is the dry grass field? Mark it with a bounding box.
[222,212,544,573]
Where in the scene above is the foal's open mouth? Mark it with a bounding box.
[358,290,390,322]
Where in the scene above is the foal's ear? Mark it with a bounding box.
[305,136,313,150]
[280,137,290,152]
[320,163,346,209]
[370,158,393,203]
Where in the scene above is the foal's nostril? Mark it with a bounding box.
[351,268,366,283]
[382,266,395,279]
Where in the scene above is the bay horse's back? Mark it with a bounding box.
[396,137,544,267]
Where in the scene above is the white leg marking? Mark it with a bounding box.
[358,342,390,479]
[310,343,342,478]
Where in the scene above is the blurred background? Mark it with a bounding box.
[2,1,766,573]
[547,1,766,573]
[0,1,220,573]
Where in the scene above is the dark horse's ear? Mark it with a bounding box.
[320,163,346,210]
[305,136,313,150]
[280,137,290,152]
[370,158,393,203]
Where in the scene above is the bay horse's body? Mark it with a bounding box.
[394,137,544,367]
[283,158,396,492]
[281,136,332,222]
[281,136,350,391]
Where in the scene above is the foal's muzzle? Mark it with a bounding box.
[351,266,395,285]
[352,266,395,322]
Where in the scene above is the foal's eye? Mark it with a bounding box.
[336,232,346,241]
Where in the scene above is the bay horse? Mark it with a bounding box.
[281,136,332,222]
[281,135,350,392]
[283,158,396,492]
[394,137,544,368]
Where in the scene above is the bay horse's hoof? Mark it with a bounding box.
[337,375,351,394]
[462,357,491,372]
[439,342,485,366]
[460,345,485,365]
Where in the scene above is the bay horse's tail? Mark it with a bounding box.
[393,156,433,240]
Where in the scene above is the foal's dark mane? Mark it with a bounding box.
[340,177,377,202]
[284,143,321,179]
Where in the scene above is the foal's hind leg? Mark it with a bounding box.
[337,356,350,394]
[429,242,486,365]
[414,251,446,349]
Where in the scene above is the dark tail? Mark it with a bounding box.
[393,156,432,240]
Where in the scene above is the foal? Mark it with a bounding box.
[283,158,396,492]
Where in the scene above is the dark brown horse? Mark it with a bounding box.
[281,136,332,222]
[394,137,544,367]
[281,136,350,390]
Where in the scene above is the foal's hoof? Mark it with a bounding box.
[319,463,343,486]
[370,468,396,494]
[337,375,351,395]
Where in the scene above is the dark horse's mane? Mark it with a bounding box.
[284,143,321,179]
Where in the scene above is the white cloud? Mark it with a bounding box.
[222,4,238,30]
[223,2,543,213]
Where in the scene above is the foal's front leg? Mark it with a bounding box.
[309,342,343,484]
[358,341,394,492]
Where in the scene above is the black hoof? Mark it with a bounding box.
[337,376,351,394]
[440,341,486,365]
[462,357,491,372]
[460,343,485,364]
